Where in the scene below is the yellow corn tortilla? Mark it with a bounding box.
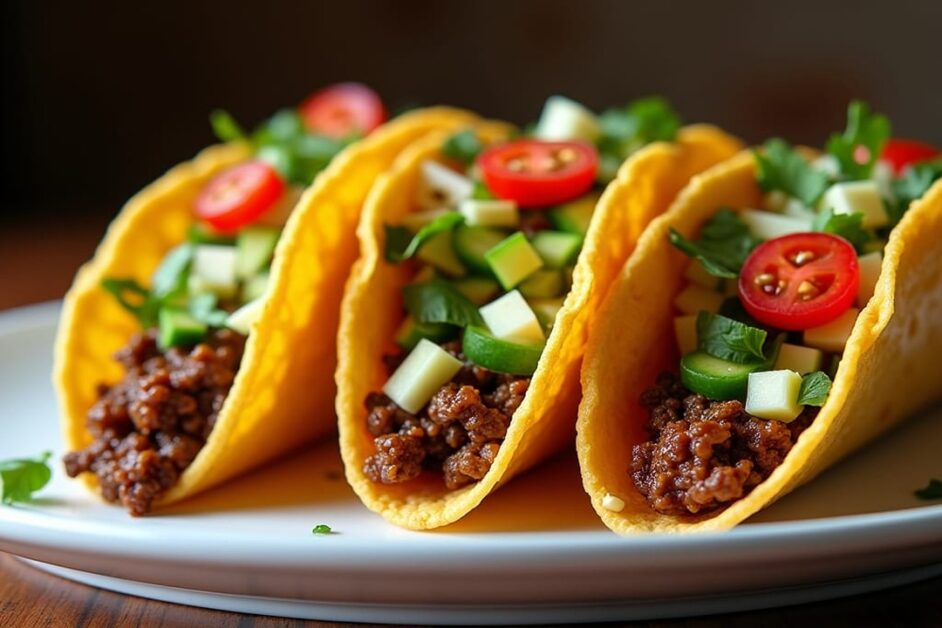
[54,107,487,508]
[336,125,742,529]
[577,149,942,533]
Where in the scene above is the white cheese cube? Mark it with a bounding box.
[684,260,721,290]
[417,160,474,210]
[673,284,724,315]
[459,199,520,228]
[804,308,860,353]
[823,180,889,229]
[192,244,238,298]
[740,209,813,240]
[857,251,883,307]
[534,95,601,143]
[383,339,463,413]
[746,370,804,422]
[479,290,545,346]
[773,343,823,375]
[674,315,699,356]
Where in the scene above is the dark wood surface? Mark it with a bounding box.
[1,219,940,627]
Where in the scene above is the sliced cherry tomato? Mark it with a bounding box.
[738,233,859,331]
[195,160,285,233]
[881,138,941,174]
[477,140,598,208]
[299,82,386,139]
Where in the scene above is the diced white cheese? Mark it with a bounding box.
[871,159,896,203]
[416,160,474,210]
[383,339,464,414]
[673,284,724,315]
[674,315,699,356]
[745,370,803,422]
[192,245,238,298]
[684,260,720,290]
[459,199,520,228]
[804,308,860,353]
[773,343,823,375]
[812,155,841,178]
[225,299,264,335]
[534,95,601,143]
[823,180,889,229]
[857,251,883,307]
[740,209,813,240]
[479,290,545,346]
[783,197,816,219]
[601,493,625,513]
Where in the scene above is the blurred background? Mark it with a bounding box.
[2,0,941,309]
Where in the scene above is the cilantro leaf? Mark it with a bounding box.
[754,138,830,206]
[100,278,162,328]
[797,371,832,406]
[402,278,483,328]
[442,130,483,166]
[813,208,872,252]
[312,524,333,535]
[696,312,768,364]
[151,244,194,299]
[0,452,53,505]
[826,100,891,181]
[668,209,761,278]
[209,109,247,143]
[915,479,942,500]
[596,96,681,182]
[384,212,464,262]
[188,293,230,327]
[890,158,942,225]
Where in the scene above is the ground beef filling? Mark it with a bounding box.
[631,372,816,517]
[63,328,245,516]
[363,341,529,490]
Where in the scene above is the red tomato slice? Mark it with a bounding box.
[738,233,859,331]
[299,82,386,139]
[477,140,598,208]
[881,138,941,174]
[195,160,285,233]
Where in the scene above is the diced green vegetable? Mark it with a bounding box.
[462,325,544,376]
[236,227,280,279]
[745,370,803,422]
[191,244,239,299]
[453,225,508,274]
[518,269,565,299]
[548,194,597,236]
[387,212,464,262]
[158,308,207,348]
[530,231,582,269]
[401,209,454,232]
[478,290,545,346]
[242,271,270,303]
[225,299,264,335]
[416,230,467,277]
[394,316,456,351]
[452,277,501,305]
[529,297,566,330]
[680,351,765,401]
[484,232,543,289]
[458,199,519,228]
[383,339,464,413]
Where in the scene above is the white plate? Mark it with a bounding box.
[1,302,941,625]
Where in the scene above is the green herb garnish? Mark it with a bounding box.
[797,371,832,406]
[890,158,942,225]
[754,138,830,207]
[384,212,464,262]
[312,524,333,535]
[187,293,230,327]
[209,109,247,142]
[1,452,53,505]
[696,312,768,364]
[914,479,942,500]
[402,278,483,328]
[100,278,162,328]
[669,209,761,279]
[442,129,484,166]
[596,97,681,182]
[826,100,890,181]
[813,209,872,252]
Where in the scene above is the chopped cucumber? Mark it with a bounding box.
[192,244,239,299]
[479,290,545,346]
[773,343,823,375]
[548,194,598,236]
[739,209,812,240]
[241,271,270,303]
[401,209,453,232]
[673,315,698,356]
[803,308,859,353]
[226,299,264,335]
[534,95,601,143]
[673,284,724,316]
[484,232,543,289]
[518,269,565,299]
[857,251,883,306]
[458,199,519,228]
[463,325,544,376]
[417,160,474,211]
[824,180,889,229]
[394,316,456,351]
[383,338,464,413]
[745,370,803,422]
[530,231,582,269]
[453,225,508,274]
[680,351,765,401]
[236,226,279,279]
[453,277,500,305]
[529,297,565,330]
[416,231,466,277]
[158,308,206,348]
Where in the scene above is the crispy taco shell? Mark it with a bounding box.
[336,125,742,529]
[577,149,942,533]
[55,107,485,508]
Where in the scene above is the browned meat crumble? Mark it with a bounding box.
[63,328,245,516]
[631,372,816,516]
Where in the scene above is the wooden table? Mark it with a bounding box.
[2,217,940,627]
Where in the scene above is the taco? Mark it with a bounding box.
[577,101,942,532]
[55,83,486,515]
[335,96,741,529]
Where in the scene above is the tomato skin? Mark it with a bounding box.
[299,82,386,139]
[881,138,940,174]
[477,140,599,208]
[195,160,285,233]
[738,233,860,331]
